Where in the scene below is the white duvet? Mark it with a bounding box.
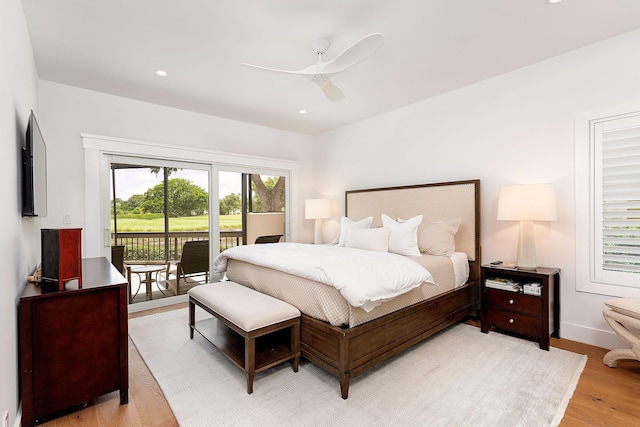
[213,243,435,312]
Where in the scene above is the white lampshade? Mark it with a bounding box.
[497,184,557,221]
[305,199,331,220]
[305,199,331,244]
[497,184,557,270]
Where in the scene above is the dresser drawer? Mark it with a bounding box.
[484,288,542,316]
[484,308,543,337]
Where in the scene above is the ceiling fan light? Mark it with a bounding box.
[313,74,329,86]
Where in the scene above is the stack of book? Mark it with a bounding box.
[485,277,522,292]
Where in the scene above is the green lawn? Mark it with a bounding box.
[112,214,241,232]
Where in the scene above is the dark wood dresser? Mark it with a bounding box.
[19,257,128,427]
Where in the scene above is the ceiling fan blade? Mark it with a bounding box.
[321,33,385,74]
[242,62,317,76]
[321,79,345,101]
[304,75,345,101]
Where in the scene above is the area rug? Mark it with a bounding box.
[129,308,587,427]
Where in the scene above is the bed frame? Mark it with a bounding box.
[300,179,481,399]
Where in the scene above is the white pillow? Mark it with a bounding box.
[382,214,422,257]
[337,216,373,246]
[345,227,390,252]
[418,219,461,256]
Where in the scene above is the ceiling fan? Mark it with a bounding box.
[242,33,385,101]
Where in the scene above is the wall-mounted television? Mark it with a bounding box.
[22,110,48,217]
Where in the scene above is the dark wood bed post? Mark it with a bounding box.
[339,335,350,399]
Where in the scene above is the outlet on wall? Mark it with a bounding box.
[2,410,8,427]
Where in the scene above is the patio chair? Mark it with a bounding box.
[111,245,125,275]
[254,234,283,244]
[164,240,210,295]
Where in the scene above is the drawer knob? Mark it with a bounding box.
[509,318,515,324]
[509,299,514,305]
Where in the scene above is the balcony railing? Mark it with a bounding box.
[112,230,243,264]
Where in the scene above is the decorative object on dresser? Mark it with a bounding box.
[305,198,331,244]
[19,257,129,427]
[497,183,557,270]
[41,228,82,290]
[480,264,560,350]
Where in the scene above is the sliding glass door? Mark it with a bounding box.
[109,156,211,305]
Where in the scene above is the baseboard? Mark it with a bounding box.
[561,321,627,350]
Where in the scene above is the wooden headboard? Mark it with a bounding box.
[345,179,481,283]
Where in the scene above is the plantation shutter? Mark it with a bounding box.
[594,114,640,286]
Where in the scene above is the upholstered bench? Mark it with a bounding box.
[602,298,640,367]
[188,281,301,393]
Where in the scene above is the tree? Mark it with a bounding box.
[251,175,285,212]
[111,198,124,215]
[121,194,145,213]
[149,167,179,176]
[141,178,208,216]
[220,193,241,215]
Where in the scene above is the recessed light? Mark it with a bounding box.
[155,70,168,77]
[299,109,307,114]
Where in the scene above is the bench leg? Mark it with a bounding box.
[291,322,300,372]
[603,309,640,367]
[189,298,195,339]
[245,337,255,394]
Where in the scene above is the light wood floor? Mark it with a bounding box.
[41,304,640,426]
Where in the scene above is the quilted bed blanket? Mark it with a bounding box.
[213,243,434,312]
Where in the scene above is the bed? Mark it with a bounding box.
[217,179,481,398]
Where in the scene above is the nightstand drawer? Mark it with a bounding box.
[484,308,543,337]
[484,288,542,316]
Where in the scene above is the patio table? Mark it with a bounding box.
[129,264,166,302]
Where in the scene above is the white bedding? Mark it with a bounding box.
[213,243,435,312]
[450,252,470,287]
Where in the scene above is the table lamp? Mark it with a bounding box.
[305,199,331,244]
[497,184,557,270]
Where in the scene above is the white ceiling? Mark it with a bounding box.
[22,0,640,135]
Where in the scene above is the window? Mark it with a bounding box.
[576,105,640,297]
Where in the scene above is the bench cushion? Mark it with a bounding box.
[189,281,300,331]
[605,297,640,321]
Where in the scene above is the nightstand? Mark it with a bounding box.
[480,264,560,350]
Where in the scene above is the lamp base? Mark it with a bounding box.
[314,218,323,244]
[516,220,538,270]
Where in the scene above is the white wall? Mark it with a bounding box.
[0,1,39,425]
[37,81,315,249]
[313,29,640,350]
